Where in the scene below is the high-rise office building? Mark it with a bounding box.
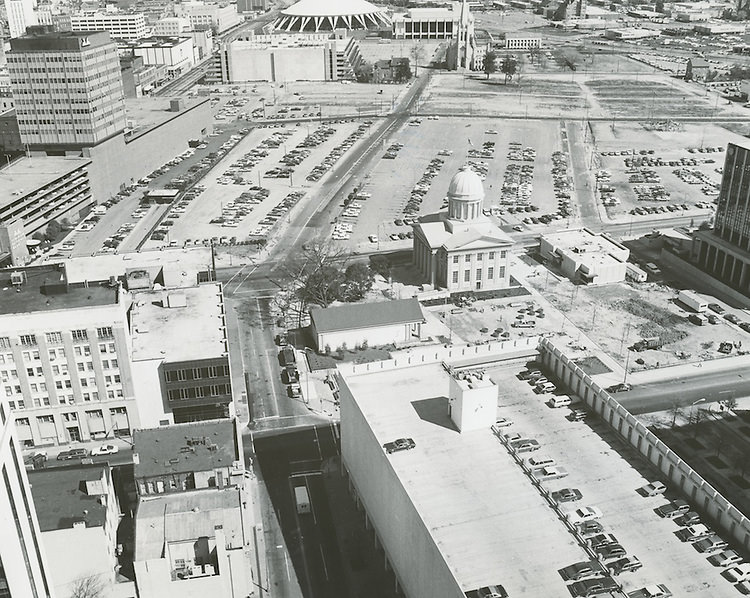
[695,140,750,295]
[4,0,38,39]
[7,28,126,149]
[0,395,55,598]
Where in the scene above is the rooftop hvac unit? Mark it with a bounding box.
[10,271,25,286]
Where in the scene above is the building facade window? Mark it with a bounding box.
[45,332,62,344]
[71,329,88,341]
[464,270,470,282]
[488,267,494,279]
[19,335,36,347]
[96,327,113,339]
[0,337,10,349]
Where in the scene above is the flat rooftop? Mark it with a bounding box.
[543,228,625,255]
[0,156,91,210]
[0,265,119,316]
[342,362,582,594]
[135,488,244,561]
[133,420,238,479]
[28,465,109,532]
[130,283,227,362]
[62,248,213,288]
[123,96,210,137]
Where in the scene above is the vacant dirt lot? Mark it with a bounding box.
[522,262,750,369]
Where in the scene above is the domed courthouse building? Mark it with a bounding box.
[412,165,514,292]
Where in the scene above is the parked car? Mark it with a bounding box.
[655,499,690,519]
[569,576,621,597]
[695,534,729,553]
[628,584,671,598]
[587,533,619,549]
[608,556,643,575]
[676,524,712,542]
[509,439,541,453]
[640,481,667,496]
[551,488,583,503]
[577,520,604,536]
[493,418,513,428]
[90,444,119,456]
[383,438,416,454]
[477,585,507,598]
[724,563,750,583]
[534,466,568,481]
[560,561,600,581]
[674,511,701,527]
[596,544,627,560]
[708,550,743,567]
[568,506,603,524]
[725,313,741,324]
[57,448,88,461]
[708,303,725,314]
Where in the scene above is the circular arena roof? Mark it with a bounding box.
[273,0,390,32]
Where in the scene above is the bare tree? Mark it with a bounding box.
[70,574,105,598]
[725,395,738,411]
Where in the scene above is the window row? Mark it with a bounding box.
[452,251,506,264]
[164,364,230,383]
[167,383,231,401]
[452,266,505,284]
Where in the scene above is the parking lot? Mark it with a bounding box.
[333,117,574,251]
[486,359,742,598]
[589,120,745,224]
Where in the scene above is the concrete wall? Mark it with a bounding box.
[226,45,327,82]
[340,377,465,598]
[84,99,211,202]
[131,358,174,427]
[315,322,418,351]
[539,338,750,550]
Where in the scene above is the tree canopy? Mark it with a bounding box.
[500,56,517,84]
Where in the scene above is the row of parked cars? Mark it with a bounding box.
[402,155,446,219]
[509,363,673,598]
[307,121,371,182]
[640,482,750,593]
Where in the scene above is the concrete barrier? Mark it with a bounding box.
[540,337,750,550]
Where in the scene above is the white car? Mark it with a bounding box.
[494,418,513,428]
[640,481,666,496]
[567,506,603,524]
[90,444,119,456]
[724,563,750,583]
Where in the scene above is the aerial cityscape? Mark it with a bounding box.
[3,0,750,596]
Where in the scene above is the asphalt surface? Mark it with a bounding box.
[617,369,750,415]
[251,425,344,598]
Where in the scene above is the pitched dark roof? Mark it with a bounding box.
[310,298,424,334]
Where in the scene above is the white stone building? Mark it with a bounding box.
[412,165,514,292]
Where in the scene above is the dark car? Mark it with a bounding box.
[569,576,621,597]
[675,511,701,527]
[577,521,604,536]
[596,543,627,560]
[56,448,88,461]
[606,383,632,393]
[476,585,507,598]
[560,561,600,581]
[725,313,741,324]
[708,303,725,314]
[383,438,416,454]
[552,488,583,503]
[608,556,643,575]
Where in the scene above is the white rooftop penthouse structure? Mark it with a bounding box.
[540,227,629,285]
